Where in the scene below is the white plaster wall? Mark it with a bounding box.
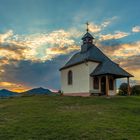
[61,61,99,94]
[89,62,99,93]
[89,62,101,93]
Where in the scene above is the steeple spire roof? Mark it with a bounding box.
[81,32,94,40]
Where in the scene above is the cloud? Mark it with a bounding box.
[99,41,139,64]
[0,29,79,62]
[2,17,119,62]
[68,27,82,38]
[114,55,140,70]
[98,41,140,73]
[0,81,29,92]
[45,45,79,60]
[99,31,130,41]
[0,29,80,91]
[112,41,140,58]
[89,21,110,33]
[0,30,13,43]
[132,26,140,32]
[0,53,73,91]
[88,16,118,33]
[0,20,139,91]
[99,40,140,59]
[89,23,102,33]
[114,55,140,84]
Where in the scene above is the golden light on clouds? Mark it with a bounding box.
[45,45,80,60]
[89,23,102,33]
[99,31,130,41]
[104,41,140,58]
[0,29,77,62]
[0,30,13,43]
[88,17,117,33]
[12,87,30,93]
[89,21,111,33]
[0,82,15,87]
[46,45,79,55]
[0,82,30,92]
[132,26,140,32]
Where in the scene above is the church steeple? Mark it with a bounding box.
[82,22,94,44]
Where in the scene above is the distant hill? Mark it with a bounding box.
[0,89,19,97]
[0,87,54,98]
[22,87,52,95]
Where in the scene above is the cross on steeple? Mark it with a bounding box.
[86,22,89,32]
[82,22,94,45]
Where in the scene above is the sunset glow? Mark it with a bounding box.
[0,0,140,91]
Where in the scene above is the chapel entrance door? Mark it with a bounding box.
[101,76,106,95]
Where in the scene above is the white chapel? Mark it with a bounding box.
[60,24,133,96]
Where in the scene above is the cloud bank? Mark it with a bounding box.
[0,19,140,91]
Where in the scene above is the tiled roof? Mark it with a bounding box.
[60,33,133,78]
[90,59,133,78]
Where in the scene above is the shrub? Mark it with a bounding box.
[58,90,63,96]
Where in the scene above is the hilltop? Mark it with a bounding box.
[0,96,140,139]
[0,89,19,97]
[21,87,52,95]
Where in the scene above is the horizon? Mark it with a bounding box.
[0,0,140,92]
[0,87,57,93]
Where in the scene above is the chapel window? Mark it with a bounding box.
[68,70,73,85]
[93,77,99,89]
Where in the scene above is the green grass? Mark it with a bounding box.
[0,95,140,140]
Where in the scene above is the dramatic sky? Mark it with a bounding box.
[0,0,140,92]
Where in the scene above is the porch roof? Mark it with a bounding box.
[90,60,133,78]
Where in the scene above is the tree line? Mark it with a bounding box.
[118,83,140,96]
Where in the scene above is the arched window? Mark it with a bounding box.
[93,77,99,89]
[68,70,73,85]
[109,78,114,90]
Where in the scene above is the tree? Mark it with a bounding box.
[131,85,140,95]
[118,83,129,96]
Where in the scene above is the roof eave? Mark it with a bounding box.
[90,73,134,78]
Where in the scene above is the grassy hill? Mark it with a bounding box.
[0,96,140,140]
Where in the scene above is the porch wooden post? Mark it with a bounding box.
[106,75,109,96]
[127,77,130,96]
[115,78,117,95]
[99,77,101,93]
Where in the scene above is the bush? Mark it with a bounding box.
[118,83,129,96]
[58,90,63,96]
[131,85,140,95]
